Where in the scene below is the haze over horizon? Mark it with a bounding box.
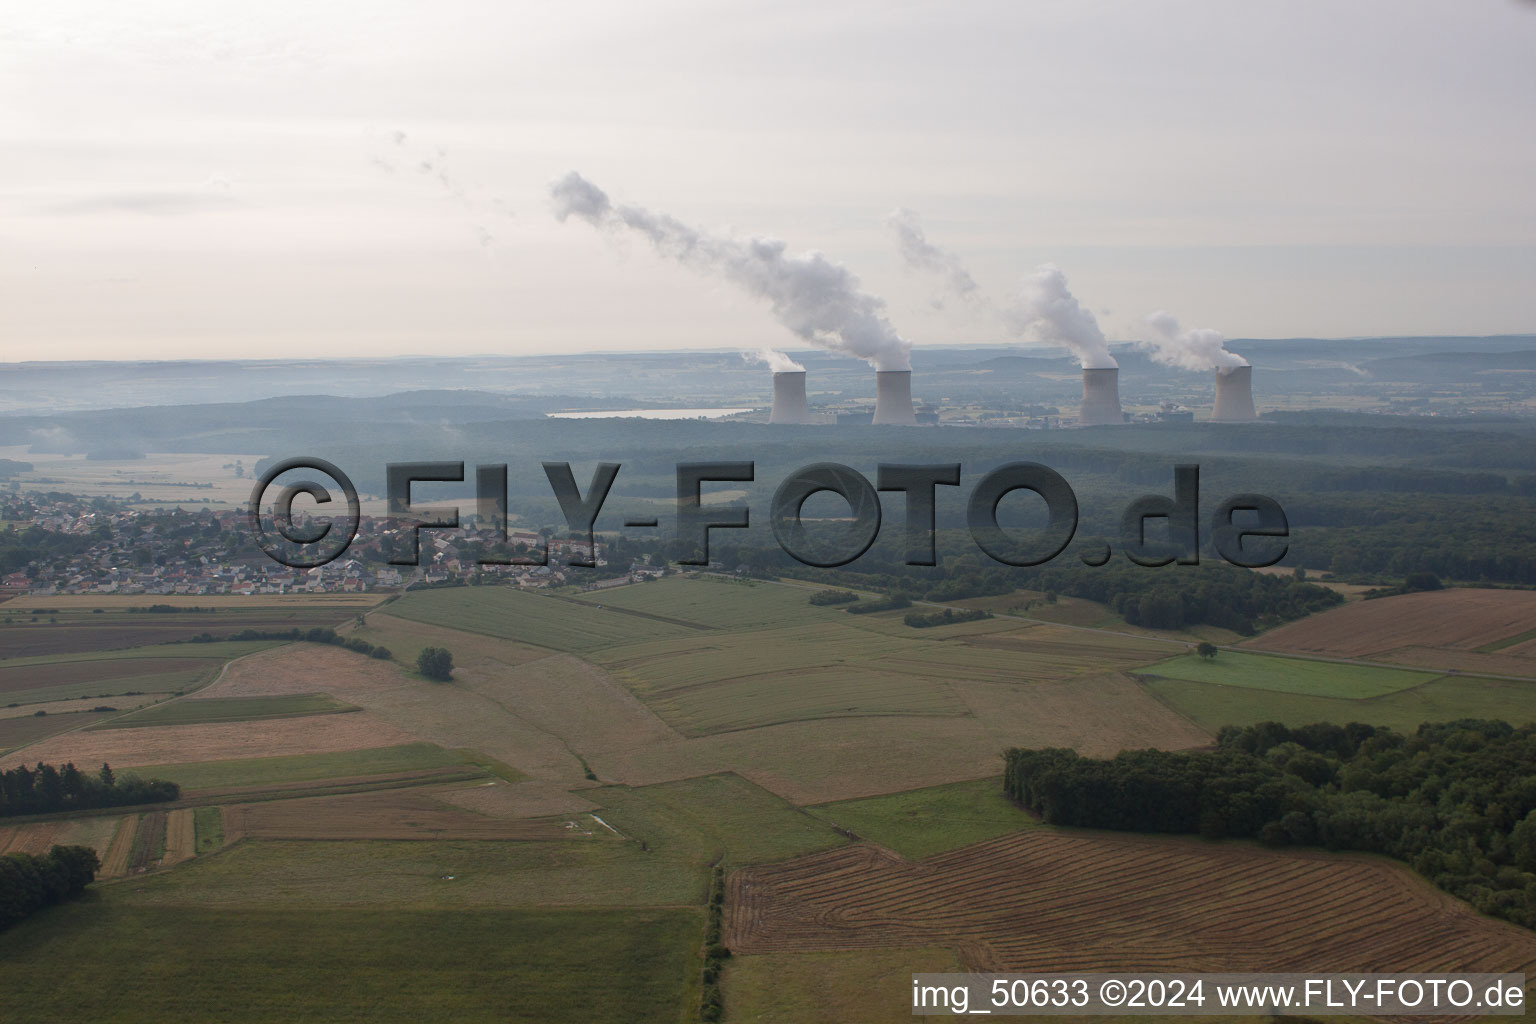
[3,1,1534,363]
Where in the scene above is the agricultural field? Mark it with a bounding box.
[136,742,472,790]
[1148,672,1536,733]
[727,831,1536,975]
[0,646,258,707]
[388,585,703,653]
[806,779,1033,860]
[1139,650,1437,698]
[722,948,966,1024]
[95,693,360,729]
[1244,587,1536,676]
[11,707,421,767]
[0,904,701,1024]
[0,600,358,659]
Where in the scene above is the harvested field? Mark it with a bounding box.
[727,831,1536,975]
[161,809,196,867]
[138,744,470,791]
[0,694,161,719]
[0,822,60,855]
[11,711,420,767]
[99,817,137,877]
[55,815,124,861]
[602,673,1213,805]
[388,586,699,653]
[1246,588,1536,672]
[0,608,343,659]
[224,788,598,841]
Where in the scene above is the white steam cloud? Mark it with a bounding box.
[550,171,913,371]
[1140,311,1247,371]
[742,349,805,373]
[887,209,978,301]
[885,212,1114,369]
[1005,264,1117,369]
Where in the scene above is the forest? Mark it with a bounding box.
[0,762,180,818]
[1004,720,1536,928]
[0,845,99,931]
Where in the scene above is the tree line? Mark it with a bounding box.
[1,762,179,818]
[1004,720,1536,929]
[0,845,99,931]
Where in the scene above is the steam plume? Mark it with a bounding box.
[887,209,978,300]
[1006,264,1117,369]
[742,349,805,373]
[1140,311,1247,371]
[550,172,913,371]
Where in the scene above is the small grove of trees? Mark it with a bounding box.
[904,607,992,629]
[0,845,99,931]
[416,647,454,681]
[1004,720,1536,930]
[1196,642,1218,659]
[1,762,179,818]
[808,590,860,606]
[844,593,912,615]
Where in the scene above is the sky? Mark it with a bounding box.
[2,0,1534,362]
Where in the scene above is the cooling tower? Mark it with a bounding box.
[872,370,917,425]
[1079,367,1123,426]
[769,371,812,424]
[1211,365,1258,422]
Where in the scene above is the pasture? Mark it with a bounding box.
[1148,673,1536,733]
[1140,650,1435,698]
[806,778,1032,859]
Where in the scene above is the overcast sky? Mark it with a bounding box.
[3,0,1534,362]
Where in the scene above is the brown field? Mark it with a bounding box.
[224,787,601,841]
[98,816,137,877]
[128,811,167,872]
[727,831,1536,975]
[10,710,420,767]
[161,808,196,866]
[0,710,98,755]
[0,822,60,855]
[1246,589,1536,675]
[54,815,124,861]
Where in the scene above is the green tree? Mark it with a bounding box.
[1196,642,1218,660]
[416,646,454,681]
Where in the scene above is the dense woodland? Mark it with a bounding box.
[1005,721,1536,928]
[0,845,99,931]
[0,762,179,818]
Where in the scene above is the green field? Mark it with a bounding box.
[135,743,471,790]
[723,948,966,1023]
[1149,673,1536,733]
[93,693,360,729]
[0,903,700,1024]
[193,806,223,853]
[562,576,826,630]
[390,586,700,653]
[1142,650,1435,698]
[806,778,1032,859]
[592,773,846,872]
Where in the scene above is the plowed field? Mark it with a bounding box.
[727,831,1536,974]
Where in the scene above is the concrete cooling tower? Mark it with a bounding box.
[769,371,812,424]
[1079,368,1123,426]
[1211,365,1258,422]
[872,370,917,425]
